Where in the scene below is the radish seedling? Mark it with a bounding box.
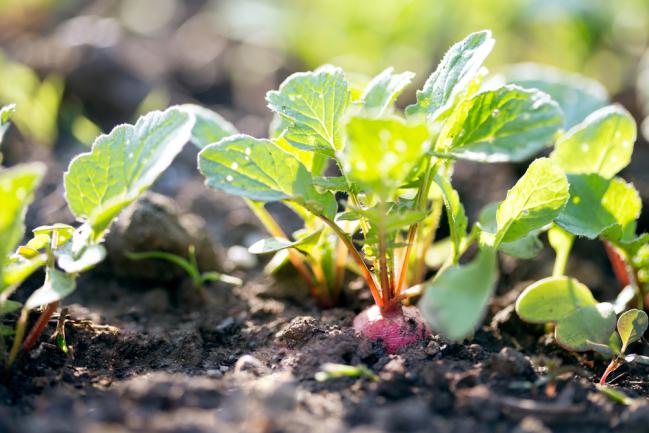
[198,30,570,351]
[0,107,196,369]
[127,245,242,293]
[516,101,649,383]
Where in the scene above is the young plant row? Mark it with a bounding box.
[1,30,648,383]
[0,105,238,370]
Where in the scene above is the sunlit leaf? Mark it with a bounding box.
[344,116,431,200]
[266,65,350,155]
[439,85,562,162]
[199,134,337,218]
[361,67,415,117]
[516,276,597,323]
[617,309,648,351]
[479,202,543,259]
[406,30,494,120]
[555,174,641,240]
[0,163,46,289]
[495,158,569,244]
[64,107,194,238]
[551,105,636,178]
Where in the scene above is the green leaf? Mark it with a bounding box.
[24,267,76,310]
[313,176,354,193]
[56,234,107,274]
[555,174,641,240]
[406,30,495,120]
[419,247,497,341]
[180,104,238,149]
[432,174,467,262]
[617,309,648,351]
[478,202,543,259]
[504,63,609,128]
[199,134,337,218]
[555,302,616,352]
[515,276,597,323]
[266,65,350,155]
[64,107,194,238]
[2,254,47,289]
[439,85,562,162]
[596,384,634,406]
[249,229,323,255]
[0,299,21,315]
[0,162,46,287]
[361,67,415,117]
[0,103,16,152]
[495,158,569,244]
[343,116,431,200]
[550,105,636,178]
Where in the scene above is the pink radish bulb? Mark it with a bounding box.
[353,304,431,353]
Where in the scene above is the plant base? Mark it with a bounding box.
[353,304,431,353]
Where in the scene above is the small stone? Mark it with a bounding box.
[275,316,321,348]
[513,416,552,433]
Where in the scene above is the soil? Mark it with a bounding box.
[2,154,649,433]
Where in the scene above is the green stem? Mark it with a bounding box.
[245,199,318,297]
[552,236,574,277]
[6,309,28,369]
[320,216,383,307]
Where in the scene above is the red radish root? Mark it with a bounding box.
[353,305,430,353]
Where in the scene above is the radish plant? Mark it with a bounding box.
[197,30,571,351]
[516,103,649,383]
[0,107,196,369]
[182,103,351,307]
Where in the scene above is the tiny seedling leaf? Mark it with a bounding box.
[180,104,238,149]
[495,158,569,244]
[406,30,494,120]
[419,247,497,340]
[198,134,337,218]
[439,85,563,162]
[64,107,194,238]
[617,309,648,351]
[555,174,641,240]
[555,302,616,352]
[249,229,323,255]
[315,363,379,382]
[361,67,415,117]
[550,105,636,178]
[596,385,634,406]
[515,276,597,323]
[266,65,350,155]
[24,267,76,310]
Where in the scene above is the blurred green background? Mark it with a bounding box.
[0,0,648,145]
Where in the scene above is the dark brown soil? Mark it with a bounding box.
[3,163,649,433]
